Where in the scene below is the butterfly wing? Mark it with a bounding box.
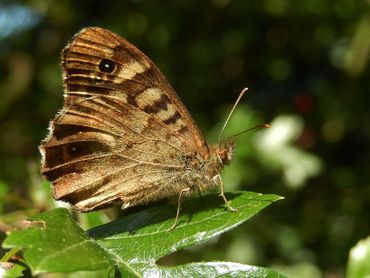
[40,27,209,211]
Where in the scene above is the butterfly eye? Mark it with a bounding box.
[98,59,115,73]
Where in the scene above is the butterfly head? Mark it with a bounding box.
[215,140,235,166]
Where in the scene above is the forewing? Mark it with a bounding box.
[62,27,208,153]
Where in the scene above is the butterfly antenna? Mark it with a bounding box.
[231,123,271,140]
[218,87,248,143]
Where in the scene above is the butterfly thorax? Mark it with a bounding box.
[184,140,235,191]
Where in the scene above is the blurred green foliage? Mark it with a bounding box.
[0,0,369,277]
[346,236,370,278]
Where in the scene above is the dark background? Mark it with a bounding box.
[0,1,369,277]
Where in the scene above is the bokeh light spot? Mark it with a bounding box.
[321,119,345,143]
[268,59,291,80]
[293,92,315,113]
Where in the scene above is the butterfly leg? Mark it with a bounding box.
[121,202,131,210]
[215,174,237,212]
[195,184,202,198]
[169,187,192,230]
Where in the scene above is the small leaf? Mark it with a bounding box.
[2,208,113,274]
[0,262,26,278]
[346,235,370,278]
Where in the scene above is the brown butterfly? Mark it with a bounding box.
[40,27,252,228]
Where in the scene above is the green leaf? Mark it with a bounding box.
[3,191,284,277]
[346,235,370,278]
[2,208,114,274]
[0,262,26,278]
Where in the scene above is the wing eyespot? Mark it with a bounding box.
[98,59,116,73]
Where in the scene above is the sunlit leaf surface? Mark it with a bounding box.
[3,192,284,277]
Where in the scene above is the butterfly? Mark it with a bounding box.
[40,27,245,229]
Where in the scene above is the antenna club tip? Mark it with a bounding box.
[241,87,249,94]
